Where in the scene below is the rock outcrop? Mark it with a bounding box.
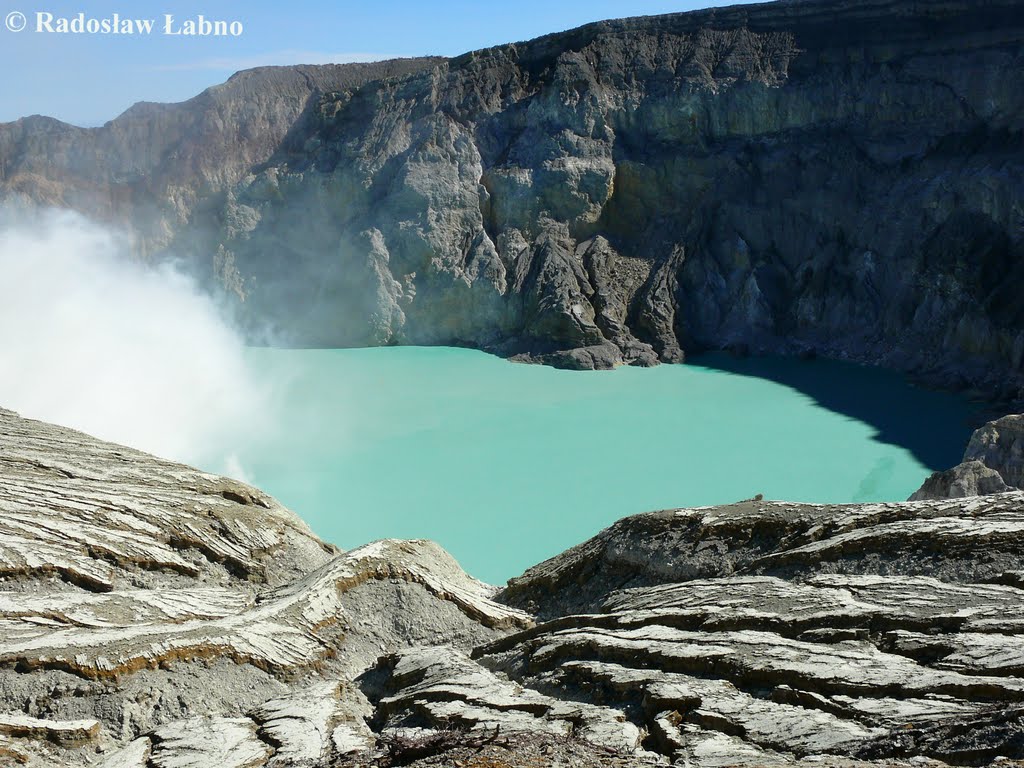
[358,491,1024,767]
[4,405,1024,766]
[3,0,1023,394]
[908,460,1010,500]
[498,493,1024,619]
[911,413,1024,500]
[0,407,530,767]
[965,415,1024,489]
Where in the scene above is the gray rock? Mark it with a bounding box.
[908,460,1010,500]
[0,406,333,592]
[477,529,1024,764]
[0,407,530,767]
[499,494,1024,618]
[965,414,1024,489]
[7,403,1024,766]
[354,493,1024,765]
[363,646,644,753]
[911,414,1024,499]
[363,566,1024,764]
[602,573,1024,636]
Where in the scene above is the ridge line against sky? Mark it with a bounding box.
[1,0,764,126]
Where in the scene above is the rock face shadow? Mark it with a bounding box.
[690,352,982,472]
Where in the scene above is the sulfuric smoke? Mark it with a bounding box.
[0,209,269,480]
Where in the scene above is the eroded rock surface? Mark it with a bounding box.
[5,403,1024,766]
[499,492,1024,618]
[0,407,530,767]
[349,495,1024,766]
[909,460,1010,501]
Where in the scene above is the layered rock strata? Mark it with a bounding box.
[3,406,1024,766]
[0,407,529,767]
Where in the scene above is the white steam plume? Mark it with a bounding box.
[0,209,269,478]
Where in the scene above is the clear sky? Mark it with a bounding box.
[1,0,765,126]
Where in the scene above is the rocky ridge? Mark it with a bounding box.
[4,404,1024,767]
[2,0,1022,395]
[0,407,529,766]
[912,414,1024,501]
[0,58,441,256]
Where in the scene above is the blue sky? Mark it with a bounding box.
[1,0,764,126]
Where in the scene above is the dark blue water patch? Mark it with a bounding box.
[691,352,981,472]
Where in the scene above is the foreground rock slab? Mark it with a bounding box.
[348,496,1024,766]
[5,401,1024,767]
[0,408,530,767]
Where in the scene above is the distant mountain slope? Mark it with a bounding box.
[0,59,442,250]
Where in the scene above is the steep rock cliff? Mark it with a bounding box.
[2,1,1022,392]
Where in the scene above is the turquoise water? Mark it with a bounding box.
[234,346,977,585]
